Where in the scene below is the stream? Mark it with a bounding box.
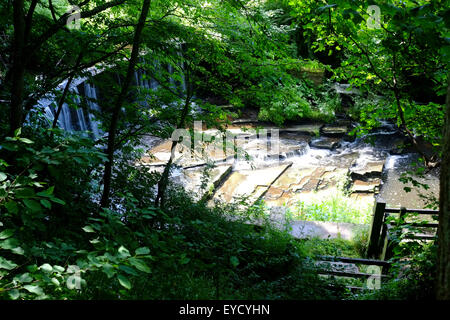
[140,116,440,233]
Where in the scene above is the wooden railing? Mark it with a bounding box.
[316,256,391,291]
[366,201,439,260]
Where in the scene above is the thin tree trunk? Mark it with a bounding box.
[437,76,450,300]
[100,0,151,208]
[154,91,192,208]
[9,0,26,135]
[51,52,83,135]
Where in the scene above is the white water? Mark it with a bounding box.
[37,62,184,139]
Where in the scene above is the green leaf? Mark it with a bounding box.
[11,246,24,255]
[15,188,35,199]
[53,265,65,272]
[23,285,44,296]
[23,199,41,212]
[18,138,34,144]
[0,229,14,240]
[135,247,150,255]
[14,273,33,283]
[0,172,7,182]
[0,256,18,270]
[50,197,65,205]
[36,186,54,197]
[118,246,131,258]
[230,256,240,268]
[39,263,53,272]
[102,263,116,278]
[40,199,51,209]
[8,289,20,300]
[129,257,151,273]
[51,278,60,287]
[82,226,95,233]
[118,265,139,276]
[0,237,19,249]
[5,201,18,214]
[117,274,132,290]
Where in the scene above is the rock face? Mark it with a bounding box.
[350,161,384,180]
[263,166,349,207]
[351,179,382,193]
[310,137,341,150]
[211,163,292,205]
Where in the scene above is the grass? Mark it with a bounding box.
[289,193,373,225]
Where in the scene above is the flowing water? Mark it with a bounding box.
[35,67,440,224]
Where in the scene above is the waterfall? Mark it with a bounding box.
[37,57,185,139]
[83,82,102,138]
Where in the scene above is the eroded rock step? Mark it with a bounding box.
[263,166,349,207]
[210,162,292,205]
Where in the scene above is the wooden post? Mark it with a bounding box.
[366,201,386,258]
[379,214,389,272]
[383,207,407,261]
[399,207,407,225]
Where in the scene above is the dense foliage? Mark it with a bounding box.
[0,0,448,300]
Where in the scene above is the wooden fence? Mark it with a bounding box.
[366,201,439,260]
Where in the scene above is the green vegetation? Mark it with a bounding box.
[0,0,448,300]
[291,195,373,224]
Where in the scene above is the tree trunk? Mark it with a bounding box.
[9,0,26,135]
[437,76,450,300]
[100,0,151,208]
[154,93,191,208]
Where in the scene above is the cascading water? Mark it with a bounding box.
[37,61,184,139]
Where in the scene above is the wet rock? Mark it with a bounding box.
[351,179,382,193]
[232,138,308,162]
[279,132,312,144]
[279,124,323,136]
[310,137,341,150]
[211,163,292,205]
[320,124,349,137]
[350,161,384,179]
[263,166,349,207]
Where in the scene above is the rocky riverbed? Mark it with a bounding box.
[137,116,440,239]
